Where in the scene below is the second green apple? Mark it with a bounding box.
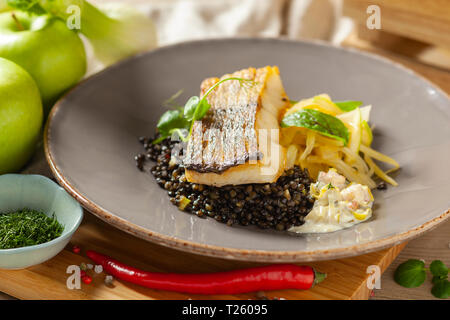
[0,11,86,113]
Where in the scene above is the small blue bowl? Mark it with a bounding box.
[0,174,83,269]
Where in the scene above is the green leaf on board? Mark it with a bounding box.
[394,259,427,288]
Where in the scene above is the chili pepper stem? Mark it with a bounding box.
[313,270,327,286]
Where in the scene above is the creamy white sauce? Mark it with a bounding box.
[289,169,374,234]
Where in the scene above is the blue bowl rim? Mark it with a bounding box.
[0,174,83,254]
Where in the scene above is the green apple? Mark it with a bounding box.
[0,11,86,114]
[0,1,10,13]
[0,57,43,174]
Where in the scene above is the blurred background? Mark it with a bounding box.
[85,0,351,73]
[92,0,349,45]
[86,0,450,78]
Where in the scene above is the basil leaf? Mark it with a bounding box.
[193,99,211,121]
[394,259,427,288]
[183,96,200,121]
[157,109,188,135]
[431,280,450,299]
[281,108,349,145]
[430,260,449,277]
[335,100,363,112]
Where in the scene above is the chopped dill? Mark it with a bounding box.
[0,209,64,249]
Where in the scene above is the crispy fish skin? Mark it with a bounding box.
[184,66,289,186]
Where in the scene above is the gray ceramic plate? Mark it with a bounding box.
[45,38,450,262]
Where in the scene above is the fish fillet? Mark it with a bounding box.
[184,66,289,186]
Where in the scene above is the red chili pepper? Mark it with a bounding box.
[86,250,326,294]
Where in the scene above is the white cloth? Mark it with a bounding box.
[91,0,351,45]
[85,0,352,74]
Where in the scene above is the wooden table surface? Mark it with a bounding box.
[0,220,448,300]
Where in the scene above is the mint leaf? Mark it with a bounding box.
[193,99,211,121]
[156,109,189,136]
[281,108,349,145]
[431,280,450,299]
[432,275,448,285]
[430,260,448,277]
[394,259,427,288]
[334,100,363,112]
[183,96,200,121]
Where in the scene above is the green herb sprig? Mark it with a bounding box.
[394,259,450,299]
[0,209,64,249]
[153,77,255,144]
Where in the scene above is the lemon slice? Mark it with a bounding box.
[361,120,373,146]
[286,94,342,116]
[312,96,342,116]
[285,98,314,116]
[353,210,369,221]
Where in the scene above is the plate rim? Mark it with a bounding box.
[44,37,450,262]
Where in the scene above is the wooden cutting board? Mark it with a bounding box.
[0,213,406,300]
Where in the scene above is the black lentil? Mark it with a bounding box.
[135,136,314,231]
[377,182,388,190]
